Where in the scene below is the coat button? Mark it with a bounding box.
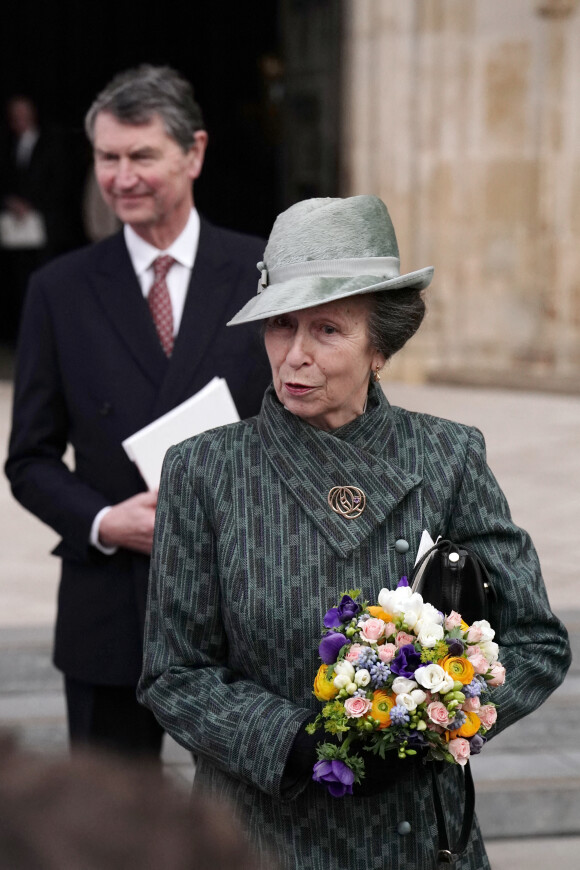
[397,821,411,835]
[395,538,409,554]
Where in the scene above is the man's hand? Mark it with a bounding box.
[98,491,158,554]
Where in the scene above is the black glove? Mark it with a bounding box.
[353,749,424,797]
[281,716,319,794]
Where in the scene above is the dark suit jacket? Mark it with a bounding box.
[5,218,270,685]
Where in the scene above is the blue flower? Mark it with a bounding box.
[390,644,422,678]
[449,710,467,729]
[389,705,411,726]
[318,632,349,664]
[356,647,378,667]
[312,759,355,797]
[397,576,409,587]
[468,734,487,755]
[369,661,391,688]
[323,595,361,629]
[463,678,483,698]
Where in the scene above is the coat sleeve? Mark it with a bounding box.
[444,425,571,738]
[4,275,110,560]
[137,442,312,799]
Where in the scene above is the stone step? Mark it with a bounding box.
[471,612,579,838]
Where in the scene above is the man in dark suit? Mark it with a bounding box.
[5,65,270,757]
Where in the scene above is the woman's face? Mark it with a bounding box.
[264,297,385,431]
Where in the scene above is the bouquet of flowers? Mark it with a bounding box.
[308,577,505,797]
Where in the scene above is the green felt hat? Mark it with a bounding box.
[228,195,433,326]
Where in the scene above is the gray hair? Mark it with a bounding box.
[85,65,205,152]
[367,288,426,360]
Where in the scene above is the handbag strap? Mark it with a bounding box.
[431,760,475,863]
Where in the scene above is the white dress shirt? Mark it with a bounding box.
[123,208,200,335]
[90,209,201,553]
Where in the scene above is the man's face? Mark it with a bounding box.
[93,112,206,243]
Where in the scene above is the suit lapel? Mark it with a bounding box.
[88,232,168,387]
[257,386,424,558]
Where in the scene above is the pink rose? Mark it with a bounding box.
[448,737,471,766]
[462,696,481,713]
[345,643,364,663]
[396,630,415,648]
[382,622,397,639]
[488,662,506,687]
[466,646,489,675]
[466,625,483,643]
[378,643,397,664]
[360,618,386,643]
[427,701,451,727]
[344,696,372,719]
[478,704,498,729]
[445,611,463,630]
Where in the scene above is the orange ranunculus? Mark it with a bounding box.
[313,665,339,701]
[368,606,394,623]
[448,711,481,739]
[439,655,475,686]
[370,691,395,729]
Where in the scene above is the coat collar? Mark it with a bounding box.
[256,382,423,557]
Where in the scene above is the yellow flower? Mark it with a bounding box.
[449,711,481,739]
[439,655,475,686]
[367,606,394,623]
[460,620,469,632]
[370,691,395,729]
[313,665,339,701]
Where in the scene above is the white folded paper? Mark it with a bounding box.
[122,377,239,490]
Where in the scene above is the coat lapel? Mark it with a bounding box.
[257,385,424,558]
[88,232,169,388]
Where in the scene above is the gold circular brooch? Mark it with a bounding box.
[327,486,366,519]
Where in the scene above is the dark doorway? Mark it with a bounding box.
[0,1,282,239]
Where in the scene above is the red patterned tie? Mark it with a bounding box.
[148,255,175,357]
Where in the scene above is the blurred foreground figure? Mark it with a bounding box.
[0,734,272,870]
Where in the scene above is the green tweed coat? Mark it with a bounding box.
[139,383,570,870]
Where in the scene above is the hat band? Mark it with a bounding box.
[258,256,400,292]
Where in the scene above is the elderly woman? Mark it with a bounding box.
[138,196,570,870]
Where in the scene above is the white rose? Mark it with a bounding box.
[417,621,445,648]
[480,640,499,664]
[354,668,371,687]
[333,674,350,690]
[417,602,444,627]
[410,688,427,705]
[378,586,424,618]
[396,693,418,711]
[334,660,355,680]
[471,620,495,642]
[414,663,449,693]
[392,676,418,695]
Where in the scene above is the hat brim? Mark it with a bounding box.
[227,267,434,326]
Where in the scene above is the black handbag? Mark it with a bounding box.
[410,539,497,863]
[410,538,496,627]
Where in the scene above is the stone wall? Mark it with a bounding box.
[341,0,580,390]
